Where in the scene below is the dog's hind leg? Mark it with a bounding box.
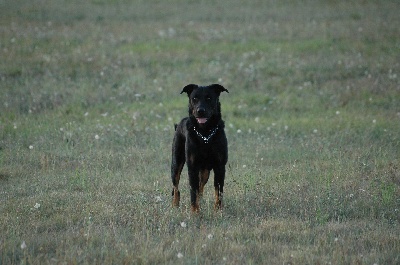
[171,163,184,207]
[171,135,185,208]
[199,169,210,197]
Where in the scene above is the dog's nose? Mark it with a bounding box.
[197,108,206,116]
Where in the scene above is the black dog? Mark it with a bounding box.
[171,84,229,212]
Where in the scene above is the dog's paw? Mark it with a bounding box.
[172,189,180,207]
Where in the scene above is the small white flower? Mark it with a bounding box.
[334,237,339,242]
[237,129,242,133]
[168,27,176,37]
[177,252,184,258]
[29,145,33,150]
[155,196,162,202]
[336,111,340,115]
[180,222,187,228]
[242,165,247,168]
[372,119,376,124]
[21,241,27,249]
[254,117,260,123]
[207,234,213,239]
[95,134,100,140]
[313,129,318,134]
[34,203,41,209]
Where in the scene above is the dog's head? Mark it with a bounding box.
[181,84,229,128]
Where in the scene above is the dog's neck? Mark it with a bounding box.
[192,125,219,144]
[188,115,223,144]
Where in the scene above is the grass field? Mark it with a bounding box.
[1,0,399,264]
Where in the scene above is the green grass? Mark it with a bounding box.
[1,0,399,264]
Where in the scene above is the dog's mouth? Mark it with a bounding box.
[196,118,208,124]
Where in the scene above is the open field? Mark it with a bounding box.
[1,0,399,264]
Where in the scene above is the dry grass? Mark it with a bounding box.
[1,0,399,264]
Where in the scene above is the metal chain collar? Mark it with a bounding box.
[193,125,219,144]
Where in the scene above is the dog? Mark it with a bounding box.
[171,84,229,212]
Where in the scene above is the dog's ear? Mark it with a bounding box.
[210,84,229,95]
[180,84,198,96]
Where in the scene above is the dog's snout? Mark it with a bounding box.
[197,107,206,116]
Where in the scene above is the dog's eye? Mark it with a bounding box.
[192,97,198,102]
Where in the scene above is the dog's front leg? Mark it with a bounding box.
[187,164,200,213]
[213,166,225,210]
